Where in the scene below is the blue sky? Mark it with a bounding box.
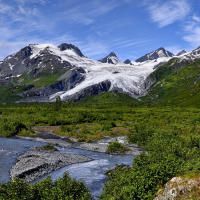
[0,0,200,61]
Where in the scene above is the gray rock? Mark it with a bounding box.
[58,43,85,57]
[176,50,187,56]
[135,47,174,63]
[21,67,86,99]
[63,80,112,101]
[154,176,200,200]
[10,150,91,182]
[72,136,143,155]
[124,59,132,65]
[99,52,120,64]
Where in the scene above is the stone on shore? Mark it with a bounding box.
[10,150,91,182]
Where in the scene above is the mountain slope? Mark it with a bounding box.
[141,58,200,106]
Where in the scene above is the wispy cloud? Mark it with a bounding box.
[192,15,200,23]
[59,0,124,25]
[183,14,200,47]
[0,0,133,59]
[111,39,151,48]
[145,0,190,27]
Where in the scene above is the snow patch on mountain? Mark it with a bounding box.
[175,47,200,61]
[49,57,171,101]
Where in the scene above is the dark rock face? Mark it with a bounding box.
[58,43,85,57]
[0,45,73,79]
[124,59,132,65]
[99,52,120,64]
[176,50,187,56]
[21,67,86,98]
[135,47,174,62]
[0,46,33,78]
[65,80,112,101]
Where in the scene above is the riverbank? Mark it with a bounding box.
[17,131,143,156]
[0,137,136,199]
[10,147,91,182]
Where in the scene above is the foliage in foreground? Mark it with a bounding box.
[100,123,200,200]
[0,173,90,200]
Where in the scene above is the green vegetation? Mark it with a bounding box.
[0,70,67,104]
[0,173,90,200]
[1,57,200,200]
[142,59,200,107]
[0,92,200,199]
[37,143,57,152]
[100,120,200,199]
[14,70,67,89]
[0,86,21,103]
[106,142,128,154]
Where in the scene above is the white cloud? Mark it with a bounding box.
[0,3,12,14]
[147,0,190,27]
[183,27,200,46]
[60,0,122,25]
[192,15,200,23]
[183,14,200,47]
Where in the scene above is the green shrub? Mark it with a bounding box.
[0,173,90,200]
[37,144,57,152]
[106,142,128,154]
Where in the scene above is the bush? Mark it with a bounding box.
[37,143,57,152]
[0,173,91,200]
[106,142,128,154]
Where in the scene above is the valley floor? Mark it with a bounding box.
[0,92,200,199]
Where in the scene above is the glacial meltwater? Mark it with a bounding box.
[0,138,135,199]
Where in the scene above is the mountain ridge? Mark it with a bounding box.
[0,43,200,104]
[135,47,174,63]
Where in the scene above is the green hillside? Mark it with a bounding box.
[141,58,200,107]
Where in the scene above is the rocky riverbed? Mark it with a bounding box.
[0,137,136,199]
[10,148,91,182]
[18,131,142,156]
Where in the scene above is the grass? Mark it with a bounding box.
[14,70,67,89]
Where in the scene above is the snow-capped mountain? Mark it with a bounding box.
[99,52,121,64]
[0,43,83,79]
[1,43,200,102]
[176,50,187,56]
[175,46,200,61]
[135,47,174,63]
[124,59,132,65]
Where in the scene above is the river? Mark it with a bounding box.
[0,137,135,199]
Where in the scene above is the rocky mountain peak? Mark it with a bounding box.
[99,52,120,64]
[124,59,132,65]
[135,47,174,63]
[16,46,33,58]
[58,43,84,57]
[108,52,117,57]
[176,50,187,56]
